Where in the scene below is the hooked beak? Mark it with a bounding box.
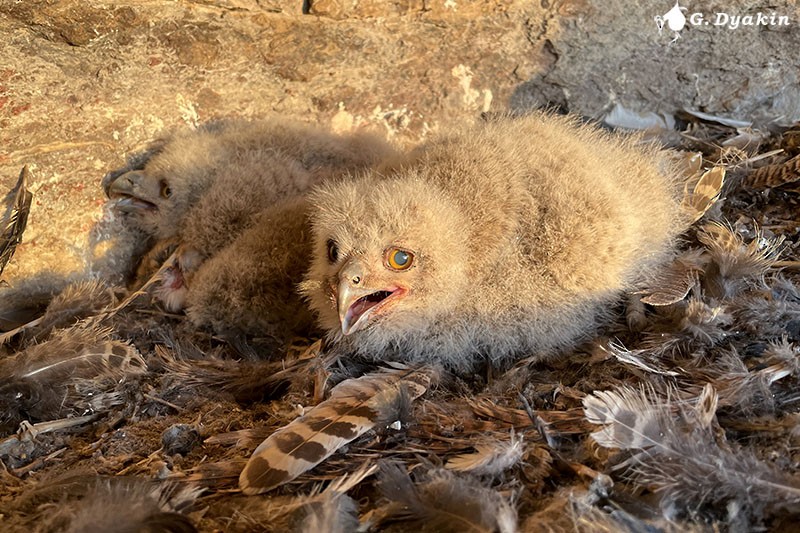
[103,171,159,212]
[336,260,405,336]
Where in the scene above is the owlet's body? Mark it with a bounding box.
[301,113,686,373]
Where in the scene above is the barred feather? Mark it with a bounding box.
[239,365,435,495]
[742,154,800,190]
[681,166,725,223]
[0,326,145,434]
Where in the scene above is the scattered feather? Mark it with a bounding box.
[762,338,800,377]
[445,431,524,476]
[742,154,800,190]
[584,384,800,523]
[678,297,732,343]
[688,349,775,413]
[24,279,118,341]
[239,365,435,495]
[731,275,800,339]
[602,342,679,377]
[720,127,770,152]
[226,462,374,532]
[682,166,726,223]
[375,461,517,533]
[698,222,785,299]
[296,462,376,533]
[638,250,705,306]
[1,166,32,278]
[0,273,74,336]
[603,103,676,131]
[156,345,295,404]
[0,325,145,435]
[682,109,752,129]
[17,475,202,533]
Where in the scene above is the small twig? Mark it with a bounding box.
[143,392,186,413]
[116,449,163,476]
[0,316,43,345]
[12,448,67,477]
[773,260,800,270]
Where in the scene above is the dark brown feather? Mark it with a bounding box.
[375,461,517,533]
[12,474,201,533]
[0,166,32,278]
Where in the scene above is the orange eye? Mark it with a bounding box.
[386,248,414,271]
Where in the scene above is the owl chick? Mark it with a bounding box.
[103,118,395,310]
[103,118,392,243]
[300,112,687,373]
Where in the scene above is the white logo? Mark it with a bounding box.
[655,2,791,44]
[655,1,688,43]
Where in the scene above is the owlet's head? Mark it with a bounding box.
[102,127,227,240]
[300,173,470,341]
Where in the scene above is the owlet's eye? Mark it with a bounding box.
[326,239,339,263]
[159,180,172,198]
[386,247,414,271]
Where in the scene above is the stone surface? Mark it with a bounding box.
[1,0,798,280]
[512,0,800,123]
[0,0,546,279]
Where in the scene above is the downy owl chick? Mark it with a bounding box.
[102,118,396,310]
[300,112,688,373]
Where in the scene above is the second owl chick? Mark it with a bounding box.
[300,112,688,373]
[102,118,396,310]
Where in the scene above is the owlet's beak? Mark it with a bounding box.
[103,171,160,212]
[336,259,404,336]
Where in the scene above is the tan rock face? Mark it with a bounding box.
[3,0,798,281]
[0,0,545,280]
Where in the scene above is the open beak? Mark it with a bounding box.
[336,260,404,335]
[103,171,159,212]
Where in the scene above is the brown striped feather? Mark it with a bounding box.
[239,365,434,495]
[743,154,800,189]
[0,326,146,432]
